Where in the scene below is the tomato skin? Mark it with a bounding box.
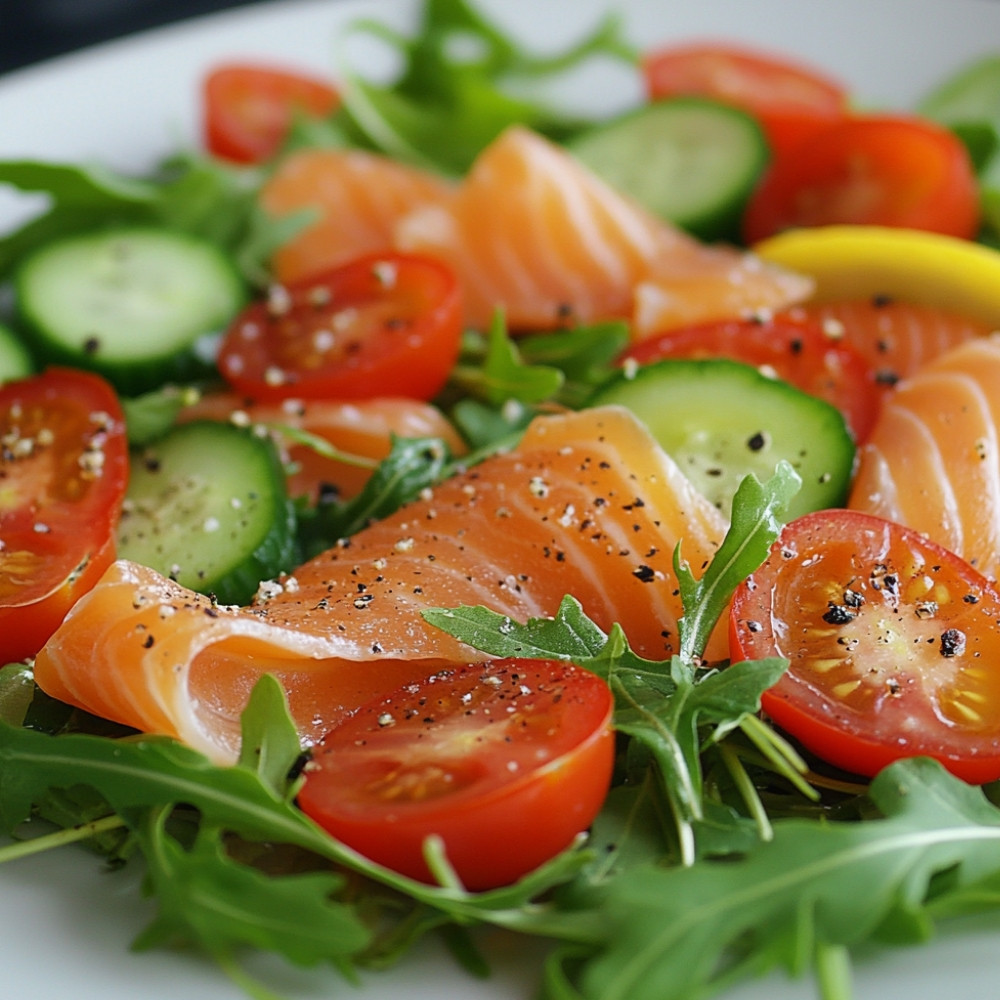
[730,509,1000,784]
[297,658,615,890]
[217,252,464,404]
[203,63,339,164]
[0,368,129,662]
[620,312,882,443]
[743,114,980,244]
[642,43,848,158]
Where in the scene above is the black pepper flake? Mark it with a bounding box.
[871,293,894,308]
[843,588,864,608]
[83,336,101,355]
[143,634,156,649]
[940,628,966,657]
[822,603,857,625]
[964,592,980,604]
[875,369,900,387]
[747,431,767,452]
[633,564,655,583]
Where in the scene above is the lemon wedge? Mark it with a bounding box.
[753,225,1000,328]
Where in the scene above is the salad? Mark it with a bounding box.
[5,1,1000,999]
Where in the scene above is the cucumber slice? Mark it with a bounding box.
[14,227,245,395]
[0,321,34,383]
[588,358,855,519]
[568,96,769,242]
[117,420,298,605]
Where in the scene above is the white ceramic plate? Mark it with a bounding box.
[4,1,1000,997]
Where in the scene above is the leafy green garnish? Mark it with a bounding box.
[556,757,1000,1000]
[918,54,1000,243]
[295,434,455,557]
[330,0,637,174]
[0,155,298,285]
[675,460,801,663]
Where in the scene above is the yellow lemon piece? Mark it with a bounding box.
[753,225,1000,328]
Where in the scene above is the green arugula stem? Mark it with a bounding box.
[815,940,854,1000]
[740,713,819,802]
[718,742,773,842]
[0,813,127,863]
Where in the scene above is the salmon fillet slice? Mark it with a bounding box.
[263,147,453,284]
[396,125,812,333]
[849,335,1000,581]
[35,406,728,762]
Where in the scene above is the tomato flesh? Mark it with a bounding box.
[730,509,1000,783]
[217,252,464,403]
[0,369,129,661]
[620,312,882,443]
[743,114,980,243]
[642,43,848,158]
[203,63,339,164]
[297,658,615,889]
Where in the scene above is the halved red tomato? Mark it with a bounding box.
[0,368,129,662]
[620,312,882,443]
[729,509,1000,783]
[642,42,848,158]
[217,252,464,403]
[297,658,615,890]
[203,63,339,164]
[742,114,980,244]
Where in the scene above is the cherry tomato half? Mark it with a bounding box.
[730,509,1000,783]
[0,368,129,662]
[620,312,882,443]
[297,658,615,890]
[642,42,848,158]
[217,252,464,403]
[203,63,339,164]
[743,114,980,244]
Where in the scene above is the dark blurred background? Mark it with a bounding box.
[1,0,263,74]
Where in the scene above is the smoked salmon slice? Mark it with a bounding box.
[394,125,812,334]
[262,147,453,285]
[177,391,466,503]
[848,334,1000,581]
[34,406,728,763]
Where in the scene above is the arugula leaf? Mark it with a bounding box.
[296,434,454,557]
[554,758,1000,1000]
[517,321,631,408]
[131,807,369,972]
[0,161,158,273]
[0,154,298,286]
[120,384,205,445]
[447,316,629,414]
[236,674,304,799]
[332,0,636,174]
[676,460,801,664]
[449,312,565,407]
